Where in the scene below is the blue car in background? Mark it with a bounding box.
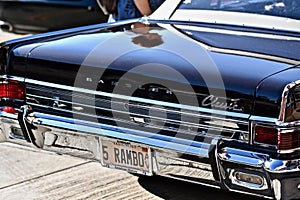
[0,0,107,33]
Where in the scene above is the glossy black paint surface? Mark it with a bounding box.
[9,21,300,118]
[254,66,300,117]
[0,0,107,33]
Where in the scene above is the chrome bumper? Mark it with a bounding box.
[0,20,13,32]
[0,109,299,200]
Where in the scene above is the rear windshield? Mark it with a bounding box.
[179,0,300,20]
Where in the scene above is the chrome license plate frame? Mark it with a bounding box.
[100,139,152,175]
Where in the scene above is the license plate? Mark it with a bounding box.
[100,140,152,175]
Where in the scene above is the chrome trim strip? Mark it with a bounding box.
[275,147,300,154]
[0,75,25,82]
[150,0,181,20]
[172,10,300,34]
[249,118,255,145]
[175,24,300,42]
[0,111,18,120]
[279,80,300,123]
[249,116,278,124]
[23,78,250,120]
[273,179,281,200]
[218,147,269,167]
[210,47,299,65]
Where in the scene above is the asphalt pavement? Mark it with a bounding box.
[0,30,265,200]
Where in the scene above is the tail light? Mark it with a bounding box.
[0,80,25,100]
[254,126,278,146]
[1,106,18,114]
[278,130,300,151]
[254,125,300,151]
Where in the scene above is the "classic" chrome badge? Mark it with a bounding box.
[201,95,243,112]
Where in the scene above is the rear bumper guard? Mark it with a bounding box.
[17,105,48,148]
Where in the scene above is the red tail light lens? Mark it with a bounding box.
[278,130,300,151]
[255,125,300,151]
[254,126,278,146]
[0,81,25,100]
[0,106,18,114]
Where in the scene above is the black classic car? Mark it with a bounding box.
[0,0,300,199]
[0,0,107,34]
